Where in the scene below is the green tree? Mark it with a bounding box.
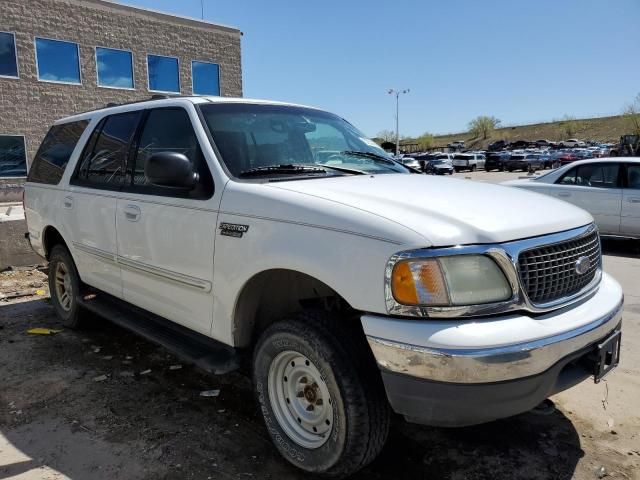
[468,116,501,139]
[416,132,434,149]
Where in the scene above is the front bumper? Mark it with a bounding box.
[362,272,623,426]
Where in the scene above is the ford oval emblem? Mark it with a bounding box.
[575,256,591,275]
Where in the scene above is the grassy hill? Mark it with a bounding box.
[403,115,632,151]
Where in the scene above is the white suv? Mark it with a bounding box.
[25,96,623,478]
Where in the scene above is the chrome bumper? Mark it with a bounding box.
[363,275,623,384]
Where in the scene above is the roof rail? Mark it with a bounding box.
[103,94,175,110]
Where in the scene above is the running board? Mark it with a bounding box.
[77,291,241,375]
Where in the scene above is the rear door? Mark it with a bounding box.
[65,111,142,297]
[621,163,640,237]
[548,162,622,235]
[115,106,218,335]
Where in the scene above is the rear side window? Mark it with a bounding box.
[75,111,142,188]
[27,120,89,185]
[558,163,619,188]
[627,164,640,189]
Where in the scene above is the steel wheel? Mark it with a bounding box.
[267,350,334,449]
[54,261,73,312]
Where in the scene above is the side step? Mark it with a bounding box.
[77,291,241,374]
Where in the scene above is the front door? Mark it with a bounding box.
[115,107,219,336]
[621,163,640,237]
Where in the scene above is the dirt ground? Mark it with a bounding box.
[1,239,639,480]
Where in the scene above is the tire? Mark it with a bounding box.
[253,310,390,478]
[471,164,477,172]
[48,244,84,328]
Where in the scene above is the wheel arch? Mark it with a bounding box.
[42,225,71,259]
[232,268,355,348]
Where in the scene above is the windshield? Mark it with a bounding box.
[199,103,409,178]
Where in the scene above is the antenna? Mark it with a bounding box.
[200,0,204,19]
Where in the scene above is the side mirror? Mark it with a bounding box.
[145,152,199,190]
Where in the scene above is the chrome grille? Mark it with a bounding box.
[518,229,600,304]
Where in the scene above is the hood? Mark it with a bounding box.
[269,174,593,246]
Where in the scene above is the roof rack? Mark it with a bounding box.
[104,94,174,110]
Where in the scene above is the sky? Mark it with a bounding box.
[125,0,640,138]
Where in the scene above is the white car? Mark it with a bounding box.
[25,97,623,477]
[503,158,640,238]
[452,153,485,172]
[561,138,586,148]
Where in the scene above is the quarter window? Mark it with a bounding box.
[35,38,81,84]
[76,112,142,188]
[131,108,212,198]
[192,61,220,95]
[27,120,89,185]
[96,47,134,89]
[0,135,27,177]
[147,55,179,93]
[0,32,18,78]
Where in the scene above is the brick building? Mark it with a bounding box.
[0,0,243,181]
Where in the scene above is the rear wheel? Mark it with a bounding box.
[253,310,390,478]
[48,245,84,328]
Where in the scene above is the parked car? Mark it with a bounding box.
[25,96,624,478]
[535,139,553,147]
[504,158,640,238]
[452,153,485,172]
[561,138,586,148]
[485,151,511,171]
[424,159,454,175]
[506,153,543,172]
[448,140,465,150]
[398,156,423,171]
[488,139,509,151]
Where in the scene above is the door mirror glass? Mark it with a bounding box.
[145,152,199,189]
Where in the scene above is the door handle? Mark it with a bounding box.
[628,197,640,204]
[123,204,141,222]
[63,195,74,209]
[557,192,571,198]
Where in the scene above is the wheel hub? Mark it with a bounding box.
[54,262,73,312]
[268,351,334,449]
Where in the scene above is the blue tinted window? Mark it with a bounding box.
[147,55,179,93]
[0,136,27,177]
[96,47,134,89]
[192,61,220,95]
[35,38,81,84]
[0,32,18,78]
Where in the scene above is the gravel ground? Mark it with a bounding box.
[1,171,639,479]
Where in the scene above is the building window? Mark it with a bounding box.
[0,135,27,177]
[192,61,220,96]
[35,37,81,84]
[0,32,19,79]
[147,54,179,93]
[96,47,134,89]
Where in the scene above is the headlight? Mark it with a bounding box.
[390,255,512,306]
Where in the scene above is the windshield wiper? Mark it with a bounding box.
[341,150,395,165]
[238,164,328,178]
[316,163,366,175]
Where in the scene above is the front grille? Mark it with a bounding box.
[518,228,600,304]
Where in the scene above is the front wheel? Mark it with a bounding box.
[253,311,390,477]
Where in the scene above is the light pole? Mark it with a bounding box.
[388,88,409,157]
